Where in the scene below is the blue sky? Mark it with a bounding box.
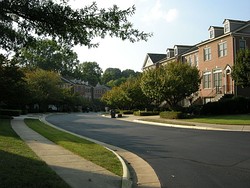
[70,0,250,72]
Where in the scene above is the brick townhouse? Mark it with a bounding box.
[61,77,110,100]
[142,18,250,105]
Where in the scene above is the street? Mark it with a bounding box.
[46,113,250,188]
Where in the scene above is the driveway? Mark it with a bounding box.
[46,113,250,188]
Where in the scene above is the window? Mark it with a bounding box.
[203,72,211,88]
[194,53,198,66]
[239,39,246,50]
[213,70,222,87]
[209,30,214,39]
[174,48,178,56]
[167,51,171,58]
[204,47,211,61]
[224,21,230,33]
[188,56,193,66]
[218,42,227,57]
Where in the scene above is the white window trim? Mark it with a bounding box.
[203,71,212,89]
[224,21,230,33]
[218,42,227,57]
[209,29,214,39]
[174,47,178,56]
[204,47,211,61]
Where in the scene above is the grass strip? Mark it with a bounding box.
[0,119,70,188]
[140,114,250,125]
[184,114,250,125]
[24,118,122,176]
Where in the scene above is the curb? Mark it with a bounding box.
[133,119,250,132]
[39,115,132,188]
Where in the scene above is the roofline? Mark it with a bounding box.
[196,33,231,46]
[181,49,199,56]
[223,19,247,24]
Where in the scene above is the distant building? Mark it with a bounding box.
[61,77,110,100]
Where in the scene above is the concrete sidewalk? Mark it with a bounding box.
[11,117,121,188]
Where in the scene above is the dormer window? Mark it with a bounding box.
[174,47,178,56]
[209,29,214,39]
[224,21,230,33]
[167,51,170,58]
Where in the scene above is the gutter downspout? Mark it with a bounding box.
[233,35,238,96]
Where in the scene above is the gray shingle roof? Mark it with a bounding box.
[147,53,166,64]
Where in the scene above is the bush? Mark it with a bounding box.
[0,115,13,119]
[160,111,186,119]
[133,111,159,116]
[0,109,21,117]
[184,105,203,116]
[121,110,134,114]
[200,96,250,115]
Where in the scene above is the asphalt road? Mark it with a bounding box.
[46,113,250,188]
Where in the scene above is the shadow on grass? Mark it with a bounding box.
[0,148,70,188]
[0,150,121,188]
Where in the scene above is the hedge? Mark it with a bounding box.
[200,96,250,115]
[160,111,186,119]
[0,109,21,117]
[133,111,159,116]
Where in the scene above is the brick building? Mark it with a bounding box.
[142,19,250,105]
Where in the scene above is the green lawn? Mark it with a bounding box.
[141,114,250,125]
[0,119,70,188]
[185,114,250,125]
[25,119,122,176]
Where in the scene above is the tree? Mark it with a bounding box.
[106,77,127,87]
[101,76,150,109]
[119,76,151,109]
[121,69,139,78]
[101,86,128,109]
[140,62,201,110]
[0,55,30,107]
[0,0,151,51]
[25,69,64,111]
[16,39,79,76]
[102,68,122,84]
[75,62,102,86]
[232,49,250,88]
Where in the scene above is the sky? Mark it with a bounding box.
[69,0,250,72]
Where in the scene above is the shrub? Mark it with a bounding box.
[121,110,134,114]
[0,109,21,117]
[160,111,186,119]
[133,111,159,116]
[0,115,13,119]
[200,96,250,115]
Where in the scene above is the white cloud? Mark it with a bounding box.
[142,0,178,23]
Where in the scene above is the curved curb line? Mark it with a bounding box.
[133,119,247,132]
[39,115,132,188]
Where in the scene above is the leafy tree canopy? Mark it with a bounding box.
[16,39,79,76]
[102,68,122,84]
[0,55,29,106]
[74,61,103,86]
[121,69,140,78]
[25,69,64,104]
[140,62,201,110]
[232,49,250,88]
[0,0,152,51]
